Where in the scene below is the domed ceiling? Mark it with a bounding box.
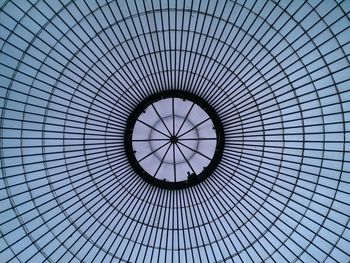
[1,0,349,262]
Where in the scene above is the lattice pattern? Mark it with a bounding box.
[1,0,350,262]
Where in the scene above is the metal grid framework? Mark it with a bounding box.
[0,0,349,262]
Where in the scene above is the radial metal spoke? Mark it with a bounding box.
[177,117,211,138]
[172,143,176,182]
[175,102,195,136]
[137,119,171,138]
[175,143,196,174]
[153,143,172,177]
[151,104,173,136]
[172,97,175,136]
[132,138,169,142]
[138,141,170,162]
[179,137,217,141]
[177,141,212,161]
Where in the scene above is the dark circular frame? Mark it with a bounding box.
[124,90,225,189]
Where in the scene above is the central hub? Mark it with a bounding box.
[170,135,178,144]
[125,90,225,189]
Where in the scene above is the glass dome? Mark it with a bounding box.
[1,0,349,262]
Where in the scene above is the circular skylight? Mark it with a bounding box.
[125,91,224,188]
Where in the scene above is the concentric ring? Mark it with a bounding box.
[0,1,349,262]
